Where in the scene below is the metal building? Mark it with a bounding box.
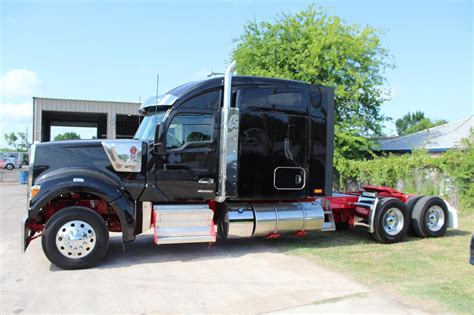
[376,116,473,154]
[33,97,141,142]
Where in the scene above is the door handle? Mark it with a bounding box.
[295,174,303,185]
[198,178,215,185]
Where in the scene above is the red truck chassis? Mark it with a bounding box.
[25,185,457,249]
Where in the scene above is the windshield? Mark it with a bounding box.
[134,110,168,141]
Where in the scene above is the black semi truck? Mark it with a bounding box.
[24,61,336,269]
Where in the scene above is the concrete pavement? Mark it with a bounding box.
[0,183,430,314]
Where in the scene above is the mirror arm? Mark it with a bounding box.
[152,123,165,155]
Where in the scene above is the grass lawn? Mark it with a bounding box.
[279,212,474,314]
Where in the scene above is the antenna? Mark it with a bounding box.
[155,73,159,114]
[138,96,142,124]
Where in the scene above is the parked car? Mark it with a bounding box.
[0,159,6,169]
[1,157,21,170]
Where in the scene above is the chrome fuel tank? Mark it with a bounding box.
[220,201,325,239]
[253,202,324,236]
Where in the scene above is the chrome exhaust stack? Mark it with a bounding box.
[216,61,238,203]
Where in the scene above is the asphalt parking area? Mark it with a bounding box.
[0,183,427,314]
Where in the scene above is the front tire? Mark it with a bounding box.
[371,197,410,244]
[5,163,14,170]
[411,196,448,238]
[42,206,109,270]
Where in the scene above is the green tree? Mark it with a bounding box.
[16,132,28,151]
[3,132,28,151]
[395,111,447,136]
[232,5,393,159]
[4,132,18,148]
[54,132,81,141]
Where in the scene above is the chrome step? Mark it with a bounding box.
[322,206,336,231]
[156,235,216,245]
[154,204,216,245]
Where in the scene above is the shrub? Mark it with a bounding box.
[335,130,473,212]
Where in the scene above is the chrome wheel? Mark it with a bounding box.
[55,220,96,259]
[383,208,404,236]
[425,205,445,232]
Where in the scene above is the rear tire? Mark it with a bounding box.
[5,163,14,170]
[42,206,109,270]
[406,195,423,216]
[405,195,423,235]
[411,196,448,238]
[371,197,410,244]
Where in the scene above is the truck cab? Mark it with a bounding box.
[24,62,335,269]
[135,75,334,202]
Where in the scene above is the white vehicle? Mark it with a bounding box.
[1,153,22,170]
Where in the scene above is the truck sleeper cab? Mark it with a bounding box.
[24,62,336,269]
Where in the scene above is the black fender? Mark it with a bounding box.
[30,168,137,242]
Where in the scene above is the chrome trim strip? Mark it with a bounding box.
[167,140,213,152]
[216,61,237,203]
[224,108,240,197]
[301,202,307,231]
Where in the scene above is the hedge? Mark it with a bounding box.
[334,131,473,212]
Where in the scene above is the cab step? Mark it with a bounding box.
[322,205,336,231]
[153,204,216,245]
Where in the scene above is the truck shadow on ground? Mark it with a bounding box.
[92,227,471,270]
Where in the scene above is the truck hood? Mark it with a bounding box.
[31,139,144,183]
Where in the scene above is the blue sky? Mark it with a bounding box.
[1,0,472,145]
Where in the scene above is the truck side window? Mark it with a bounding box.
[238,86,307,113]
[179,91,220,110]
[166,114,213,149]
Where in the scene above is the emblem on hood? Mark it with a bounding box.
[101,140,142,173]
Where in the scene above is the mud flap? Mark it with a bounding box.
[21,216,30,252]
[445,200,458,229]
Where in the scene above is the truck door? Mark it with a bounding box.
[155,90,220,200]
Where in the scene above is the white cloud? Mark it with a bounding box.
[0,102,32,147]
[0,69,42,98]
